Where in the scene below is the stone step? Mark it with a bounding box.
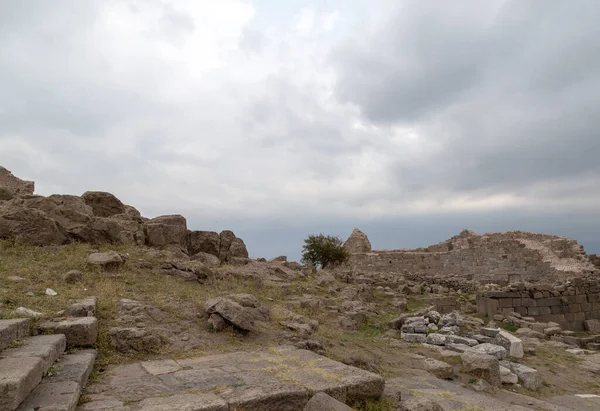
[17,349,97,411]
[0,318,32,352]
[0,334,67,410]
[38,317,99,347]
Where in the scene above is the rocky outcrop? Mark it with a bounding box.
[81,191,126,217]
[343,228,372,253]
[0,166,34,200]
[0,166,249,257]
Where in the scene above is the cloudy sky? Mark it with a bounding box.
[1,0,599,260]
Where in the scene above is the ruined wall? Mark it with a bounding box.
[348,231,597,285]
[476,277,600,330]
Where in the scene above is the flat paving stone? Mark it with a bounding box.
[78,347,384,411]
[136,393,227,411]
[140,359,182,376]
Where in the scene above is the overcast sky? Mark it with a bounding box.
[1,0,599,260]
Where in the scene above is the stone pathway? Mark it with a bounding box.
[77,346,384,410]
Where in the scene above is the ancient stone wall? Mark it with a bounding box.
[476,277,600,330]
[348,231,597,285]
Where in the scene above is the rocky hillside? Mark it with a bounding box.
[0,166,248,265]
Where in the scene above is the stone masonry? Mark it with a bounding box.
[348,229,597,285]
[476,277,600,330]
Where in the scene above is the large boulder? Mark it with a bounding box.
[187,230,220,256]
[204,297,257,331]
[145,215,188,249]
[0,206,68,245]
[228,237,249,259]
[343,228,372,253]
[81,191,126,217]
[219,230,236,261]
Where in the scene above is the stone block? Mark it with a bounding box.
[498,299,514,308]
[585,319,600,333]
[575,295,589,304]
[1,334,66,372]
[521,298,537,307]
[480,327,501,338]
[528,307,540,316]
[550,305,565,314]
[588,294,600,303]
[304,392,353,411]
[509,363,542,390]
[0,318,32,352]
[401,333,426,344]
[512,298,522,307]
[538,297,561,307]
[65,297,97,318]
[515,306,528,316]
[16,381,79,411]
[495,331,524,359]
[539,307,551,315]
[0,356,45,411]
[461,351,501,388]
[39,317,98,347]
[581,302,592,312]
[568,304,582,313]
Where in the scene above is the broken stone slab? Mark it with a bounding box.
[425,333,447,346]
[39,317,98,347]
[401,333,427,343]
[1,334,66,372]
[500,365,518,385]
[420,358,454,380]
[494,331,524,359]
[515,328,545,339]
[65,297,97,318]
[471,343,507,360]
[0,318,32,351]
[447,336,479,347]
[472,334,493,344]
[508,362,542,390]
[544,326,562,336]
[0,356,45,411]
[461,351,501,388]
[445,343,471,353]
[304,392,353,411]
[480,327,500,338]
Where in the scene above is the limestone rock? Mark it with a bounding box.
[0,166,34,198]
[191,251,221,267]
[208,314,227,332]
[421,357,454,379]
[460,351,501,388]
[39,317,98,347]
[218,230,237,261]
[495,331,524,358]
[584,319,600,333]
[187,230,220,257]
[500,365,518,384]
[471,343,507,360]
[87,251,124,271]
[204,297,256,331]
[15,307,42,318]
[228,237,249,260]
[343,228,372,253]
[508,362,542,390]
[0,206,68,245]
[65,296,97,317]
[145,214,188,249]
[63,269,83,284]
[81,191,126,217]
[304,392,353,411]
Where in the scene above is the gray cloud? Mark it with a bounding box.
[0,1,599,259]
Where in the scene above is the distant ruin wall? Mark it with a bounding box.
[476,277,600,330]
[348,233,596,285]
